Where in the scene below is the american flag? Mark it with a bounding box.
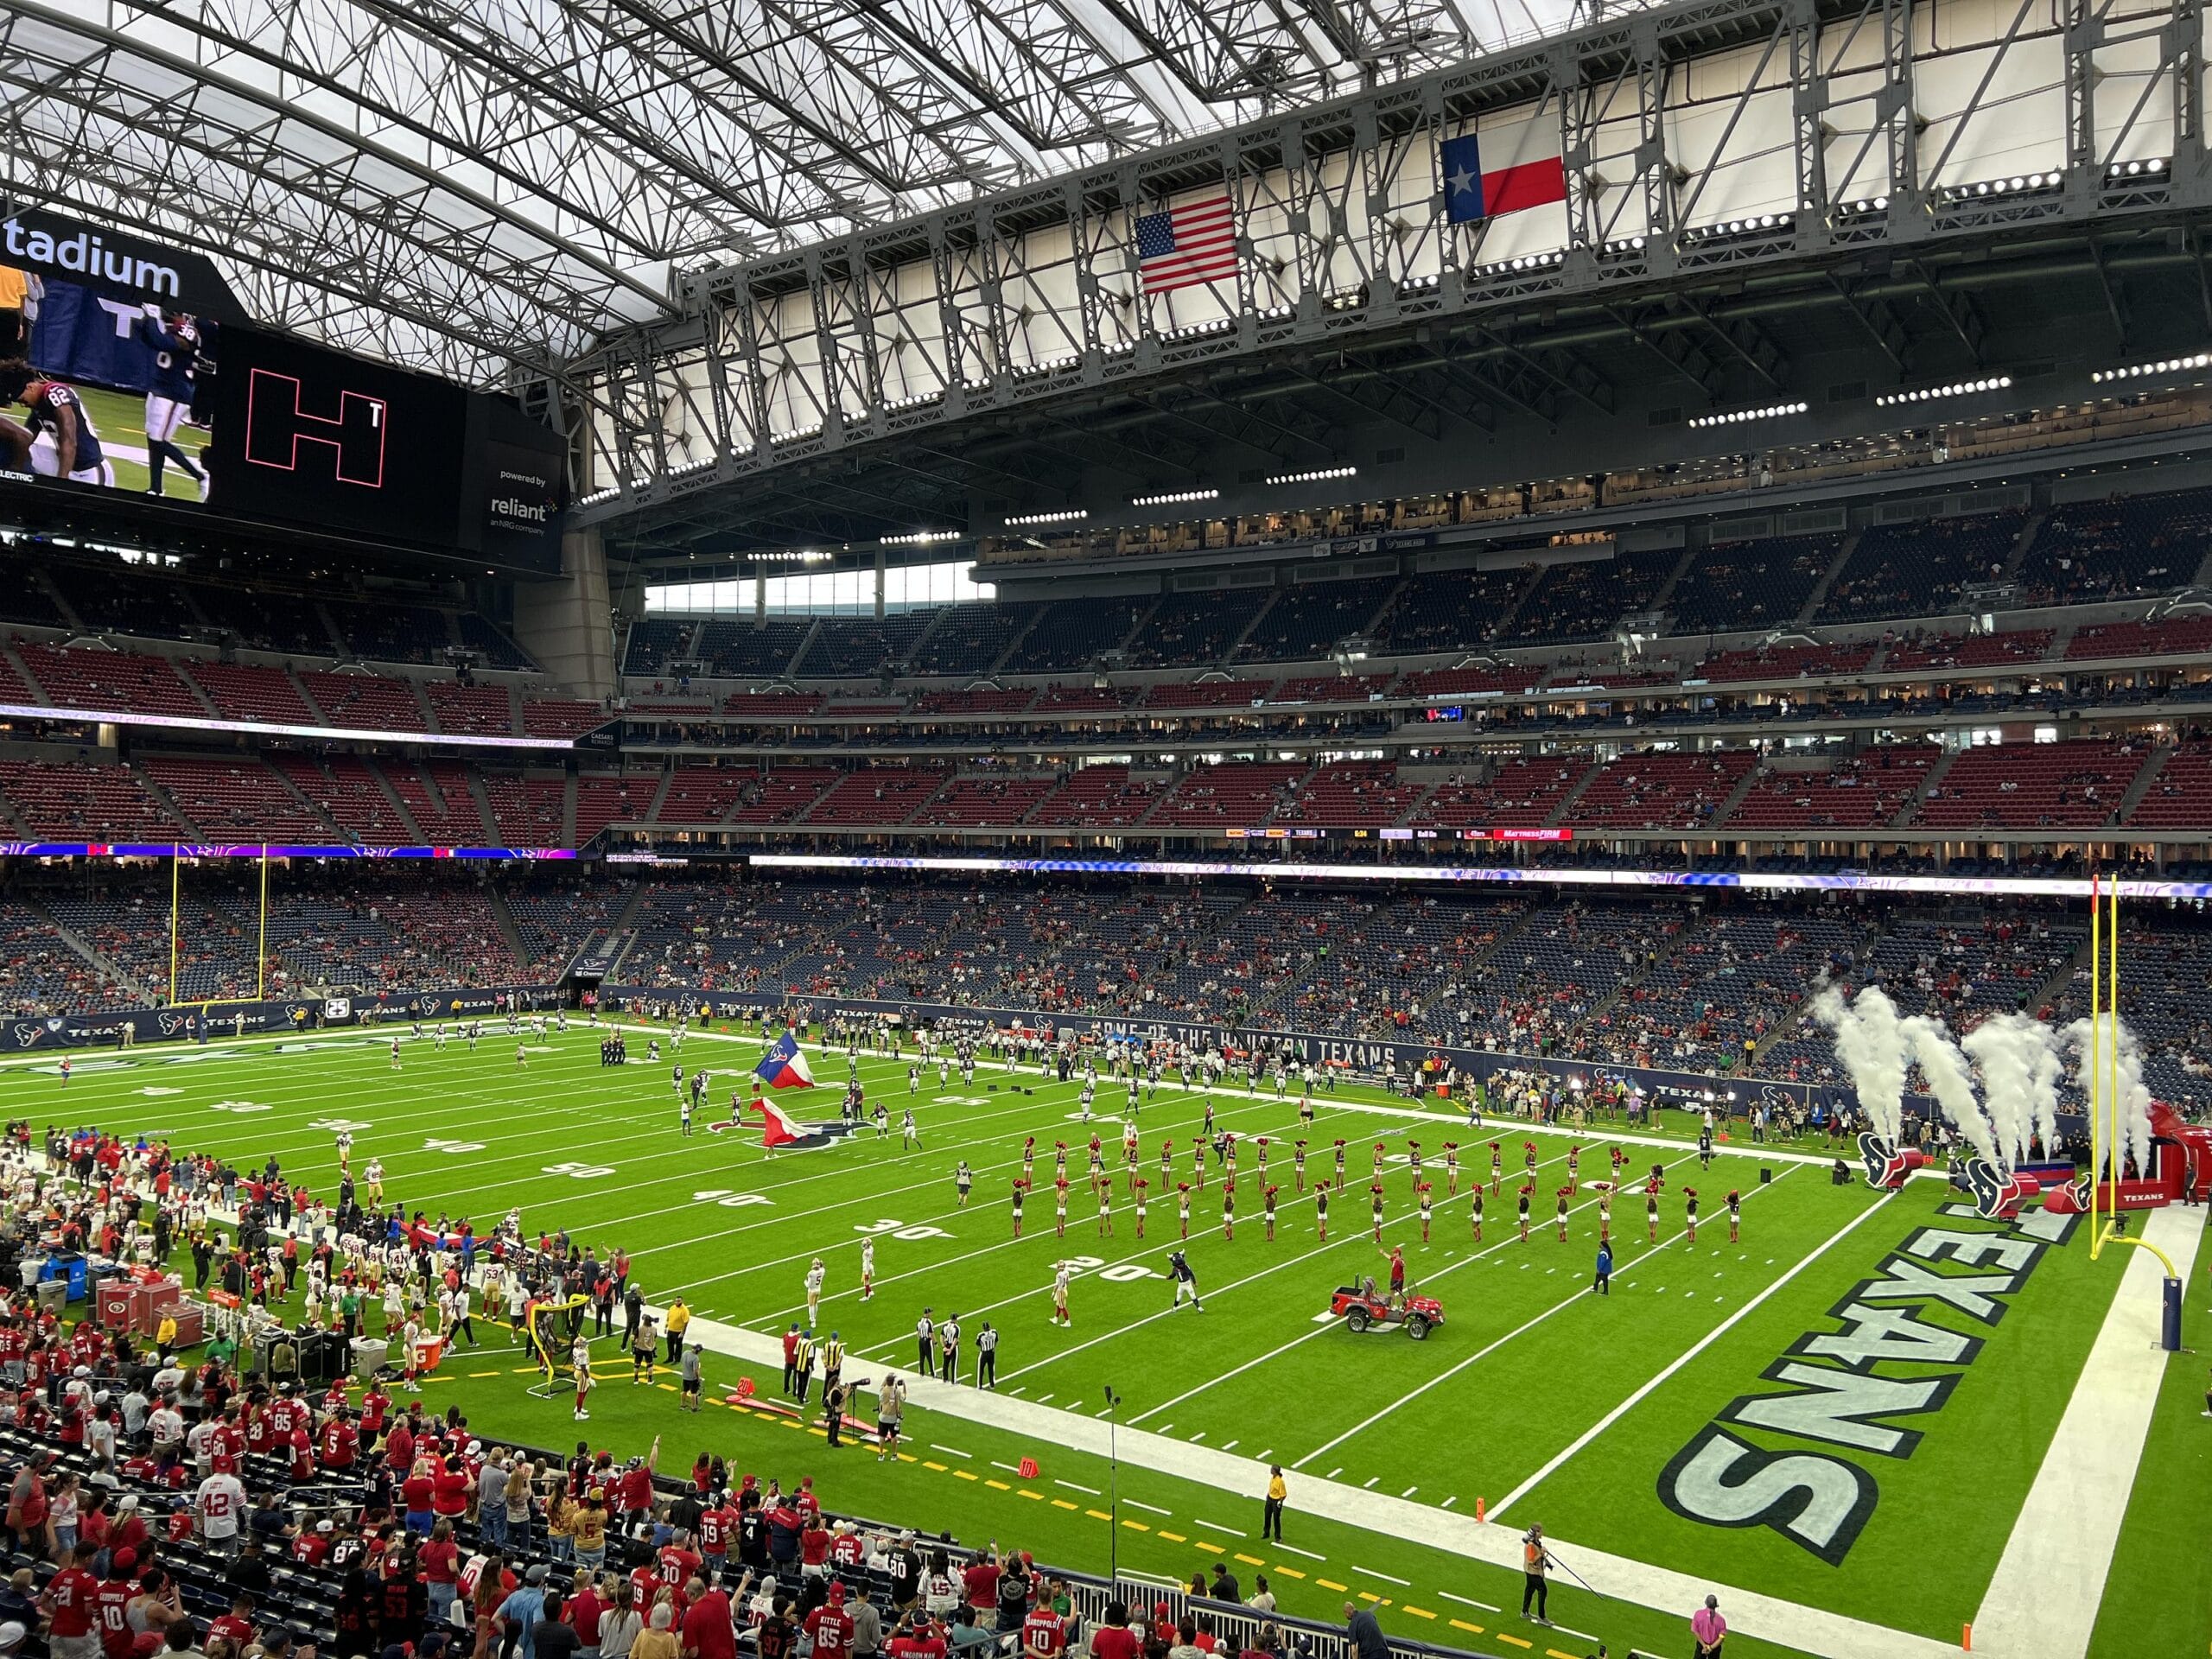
[1135,188,1240,296]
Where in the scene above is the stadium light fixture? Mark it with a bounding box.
[1681,213,1794,243]
[2091,353,2212,385]
[1874,375,2014,408]
[1003,509,1089,527]
[1267,466,1357,486]
[1130,488,1219,506]
[2105,158,2169,181]
[577,486,620,506]
[1469,250,1566,279]
[1940,172,2062,203]
[880,530,961,546]
[1688,401,1808,429]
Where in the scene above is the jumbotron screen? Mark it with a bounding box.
[0,207,566,573]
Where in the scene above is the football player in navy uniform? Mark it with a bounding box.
[137,304,207,499]
[0,359,111,484]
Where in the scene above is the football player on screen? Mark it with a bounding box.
[0,358,112,484]
[137,303,208,499]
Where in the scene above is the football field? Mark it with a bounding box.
[10,1018,2202,1659]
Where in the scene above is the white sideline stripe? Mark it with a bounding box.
[1193,1521,1246,1537]
[1054,1479,1102,1496]
[1491,1170,1886,1518]
[1275,1545,1325,1561]
[1124,1499,1173,1516]
[1353,1567,1409,1586]
[929,1444,971,1459]
[1970,1203,2207,1659]
[991,1462,1023,1475]
[1436,1592,1496,1612]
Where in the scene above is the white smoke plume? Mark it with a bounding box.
[1811,984,1910,1144]
[2065,1013,2155,1173]
[1960,1013,2056,1166]
[1903,1015,1998,1167]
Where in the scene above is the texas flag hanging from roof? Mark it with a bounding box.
[1441,117,1567,224]
[753,1031,816,1090]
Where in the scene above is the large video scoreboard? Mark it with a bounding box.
[0,207,568,575]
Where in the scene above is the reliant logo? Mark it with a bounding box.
[4,218,180,297]
[490,495,550,523]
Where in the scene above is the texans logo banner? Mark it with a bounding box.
[753,1032,816,1090]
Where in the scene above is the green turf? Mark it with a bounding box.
[9,1016,2191,1656]
[2087,1281,2212,1659]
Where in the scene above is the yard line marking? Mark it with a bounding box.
[1315,1579,1348,1593]
[922,1459,947,1471]
[1054,1479,1102,1496]
[1355,1567,1410,1586]
[1401,1607,1435,1620]
[1491,1170,1886,1521]
[1128,1147,1694,1428]
[1275,1545,1325,1561]
[1294,1154,1759,1471]
[991,1462,1023,1475]
[1273,1567,1305,1580]
[1016,1491,1044,1502]
[1446,1620,1483,1635]
[1122,1520,1150,1532]
[1157,1530,1186,1542]
[1084,1508,1114,1521]
[1050,1499,1078,1510]
[1325,1467,1343,1480]
[1437,1592,1499,1613]
[1124,1499,1172,1516]
[1189,1431,1205,1442]
[1255,1449,1272,1461]
[1440,1497,1457,1510]
[1362,1476,1380,1489]
[1008,1387,1026,1397]
[1035,1394,1053,1405]
[1221,1439,1237,1451]
[1155,1423,1173,1435]
[1400,1485,1418,1498]
[953,1470,978,1482]
[984,1479,1010,1491]
[1546,1625,1603,1645]
[929,1445,971,1459]
[1195,1520,1247,1537]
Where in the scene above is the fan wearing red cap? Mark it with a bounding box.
[803,1583,855,1659]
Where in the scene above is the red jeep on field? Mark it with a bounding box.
[1329,1279,1446,1339]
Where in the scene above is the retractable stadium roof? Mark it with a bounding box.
[0,0,1618,385]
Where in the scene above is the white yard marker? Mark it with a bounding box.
[1491,1177,1881,1520]
[1275,1544,1325,1561]
[1194,1521,1246,1537]
[1354,1567,1410,1586]
[1125,1499,1173,1516]
[929,1445,971,1459]
[1054,1479,1102,1497]
[991,1462,1023,1475]
[1437,1592,1497,1613]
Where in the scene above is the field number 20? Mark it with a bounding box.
[1062,1255,1160,1282]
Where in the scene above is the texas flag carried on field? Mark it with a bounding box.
[1440,118,1567,223]
[757,1096,810,1149]
[753,1032,816,1090]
